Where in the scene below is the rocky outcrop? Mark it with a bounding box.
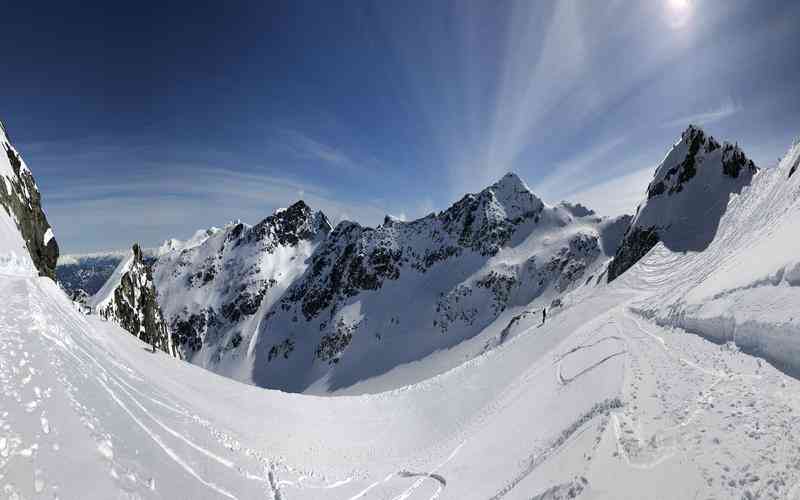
[92,244,176,356]
[0,120,59,278]
[608,125,757,282]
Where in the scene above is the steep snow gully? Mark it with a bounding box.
[2,127,800,498]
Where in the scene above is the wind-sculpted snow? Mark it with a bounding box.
[0,120,58,279]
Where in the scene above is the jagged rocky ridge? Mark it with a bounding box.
[90,244,176,357]
[0,120,58,278]
[150,201,331,377]
[608,125,758,282]
[250,174,627,392]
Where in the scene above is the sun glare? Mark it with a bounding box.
[666,0,693,29]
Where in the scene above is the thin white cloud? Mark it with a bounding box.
[281,130,362,170]
[561,166,655,217]
[45,164,391,253]
[662,99,743,128]
[532,135,627,199]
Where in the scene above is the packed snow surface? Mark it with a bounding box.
[2,131,800,498]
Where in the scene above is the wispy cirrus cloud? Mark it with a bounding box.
[532,135,628,200]
[562,166,655,217]
[661,99,743,129]
[281,129,363,170]
[43,163,392,253]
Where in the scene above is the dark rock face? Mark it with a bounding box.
[96,244,176,356]
[0,122,59,278]
[170,308,217,354]
[607,227,660,282]
[721,143,757,179]
[789,155,799,179]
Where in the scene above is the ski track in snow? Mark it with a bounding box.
[1,275,485,499]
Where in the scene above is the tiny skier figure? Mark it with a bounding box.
[151,337,157,353]
[542,308,546,325]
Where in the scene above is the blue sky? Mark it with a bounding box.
[3,1,800,253]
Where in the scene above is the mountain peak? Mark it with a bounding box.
[489,172,530,195]
[609,128,758,282]
[480,172,544,219]
[282,199,310,213]
[681,123,705,137]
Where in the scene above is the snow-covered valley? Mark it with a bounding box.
[3,122,800,498]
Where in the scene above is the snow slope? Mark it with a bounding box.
[3,127,800,498]
[4,242,800,498]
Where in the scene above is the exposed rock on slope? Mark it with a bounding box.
[0,120,58,278]
[608,125,757,282]
[91,244,176,356]
[151,201,331,374]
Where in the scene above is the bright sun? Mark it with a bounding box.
[668,0,691,10]
[666,0,693,29]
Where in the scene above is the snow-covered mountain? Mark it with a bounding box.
[0,120,58,278]
[89,244,177,357]
[5,119,800,498]
[608,125,758,281]
[151,201,331,380]
[147,173,628,393]
[248,174,628,393]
